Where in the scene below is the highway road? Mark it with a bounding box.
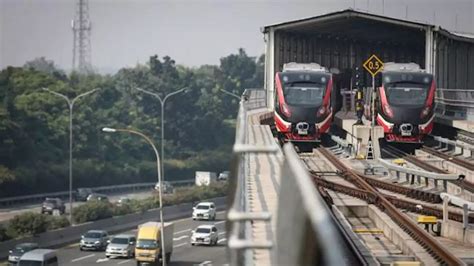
[0,190,154,224]
[56,212,227,265]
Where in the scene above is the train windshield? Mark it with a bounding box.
[284,82,325,106]
[384,82,429,106]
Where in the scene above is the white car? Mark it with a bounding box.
[192,202,216,220]
[191,225,218,246]
[218,171,229,181]
[154,181,174,194]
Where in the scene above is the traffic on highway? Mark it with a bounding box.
[6,206,227,265]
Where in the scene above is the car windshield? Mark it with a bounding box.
[44,199,56,204]
[196,205,209,210]
[111,237,129,244]
[283,82,325,106]
[18,260,42,266]
[136,239,158,249]
[385,82,429,106]
[12,247,25,255]
[196,228,211,233]
[84,232,102,238]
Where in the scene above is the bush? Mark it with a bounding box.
[0,225,11,241]
[7,212,49,237]
[46,215,70,230]
[73,201,113,224]
[113,203,133,216]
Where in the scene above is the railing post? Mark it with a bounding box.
[463,204,469,229]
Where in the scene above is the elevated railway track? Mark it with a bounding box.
[315,147,465,265]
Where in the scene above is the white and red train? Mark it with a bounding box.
[273,63,333,149]
[373,63,436,143]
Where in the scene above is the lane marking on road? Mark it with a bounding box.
[71,254,95,262]
[117,259,131,265]
[214,221,225,225]
[173,235,189,241]
[96,258,110,263]
[174,228,191,235]
[218,232,226,236]
[173,242,188,248]
[199,261,212,265]
[171,211,225,225]
[218,238,227,244]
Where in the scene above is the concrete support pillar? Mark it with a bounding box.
[417,175,421,184]
[443,197,449,223]
[434,180,438,189]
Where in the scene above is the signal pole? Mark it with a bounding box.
[72,0,92,73]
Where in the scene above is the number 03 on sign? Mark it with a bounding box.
[363,54,384,77]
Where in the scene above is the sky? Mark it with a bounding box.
[1,0,473,73]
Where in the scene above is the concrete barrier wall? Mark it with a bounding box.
[441,220,474,245]
[0,197,226,259]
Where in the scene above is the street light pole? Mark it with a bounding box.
[42,87,99,222]
[102,127,166,266]
[219,89,241,100]
[134,87,186,187]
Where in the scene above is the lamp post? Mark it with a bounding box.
[134,87,186,186]
[219,89,241,100]
[42,87,99,222]
[101,127,166,266]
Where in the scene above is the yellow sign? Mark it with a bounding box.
[363,54,384,77]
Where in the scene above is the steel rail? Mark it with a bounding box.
[318,148,464,265]
[422,146,474,172]
[310,174,473,224]
[309,169,441,203]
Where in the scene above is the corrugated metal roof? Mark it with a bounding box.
[262,8,474,43]
[262,9,430,32]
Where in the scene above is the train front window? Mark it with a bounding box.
[384,82,428,106]
[283,82,325,106]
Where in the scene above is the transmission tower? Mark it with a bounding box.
[72,0,92,73]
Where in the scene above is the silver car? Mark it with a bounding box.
[79,230,109,251]
[105,234,136,258]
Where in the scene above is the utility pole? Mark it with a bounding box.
[72,0,92,73]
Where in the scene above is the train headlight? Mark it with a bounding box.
[420,106,431,119]
[317,105,327,117]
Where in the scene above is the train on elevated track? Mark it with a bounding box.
[273,63,333,151]
[367,62,436,143]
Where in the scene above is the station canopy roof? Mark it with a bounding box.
[262,9,474,44]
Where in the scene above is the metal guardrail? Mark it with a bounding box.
[227,89,276,266]
[377,158,460,187]
[432,135,474,153]
[228,89,362,265]
[0,179,194,206]
[436,88,474,119]
[330,135,353,156]
[276,145,351,265]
